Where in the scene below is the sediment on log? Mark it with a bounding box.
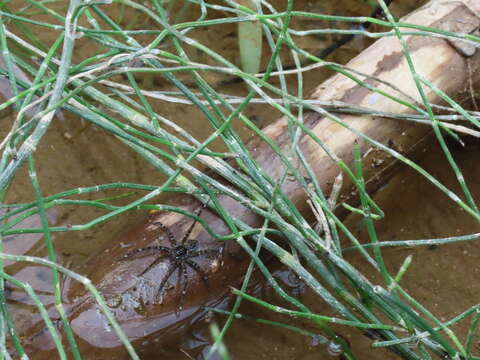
[21,0,480,358]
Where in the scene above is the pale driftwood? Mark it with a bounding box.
[22,1,480,358]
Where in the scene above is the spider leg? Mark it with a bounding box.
[185,239,199,252]
[151,221,177,247]
[137,249,171,277]
[124,246,170,259]
[176,262,189,313]
[185,259,209,288]
[180,203,206,245]
[189,248,220,259]
[156,262,178,299]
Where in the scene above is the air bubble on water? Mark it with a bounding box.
[310,335,326,347]
[327,342,343,357]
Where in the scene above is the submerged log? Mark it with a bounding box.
[21,0,480,358]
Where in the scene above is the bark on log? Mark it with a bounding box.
[21,0,480,358]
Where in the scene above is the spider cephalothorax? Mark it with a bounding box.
[123,205,221,309]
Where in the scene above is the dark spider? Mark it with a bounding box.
[122,205,221,309]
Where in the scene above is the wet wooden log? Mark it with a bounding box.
[22,0,480,358]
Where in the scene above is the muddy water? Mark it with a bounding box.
[6,1,478,359]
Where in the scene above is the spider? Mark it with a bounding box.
[123,205,221,309]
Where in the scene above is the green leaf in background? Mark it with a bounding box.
[238,0,263,74]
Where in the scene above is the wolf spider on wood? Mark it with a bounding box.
[123,204,221,309]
